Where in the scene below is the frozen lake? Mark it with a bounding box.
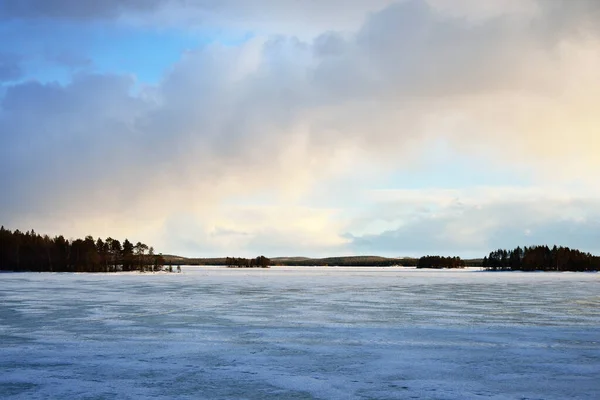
[1,266,599,399]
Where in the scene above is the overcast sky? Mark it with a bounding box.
[1,0,599,258]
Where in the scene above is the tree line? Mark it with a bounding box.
[0,226,166,273]
[417,255,466,269]
[225,256,271,268]
[3,225,599,273]
[482,245,600,272]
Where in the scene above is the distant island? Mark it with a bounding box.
[166,255,477,268]
[158,250,599,272]
[226,256,271,268]
[0,226,598,272]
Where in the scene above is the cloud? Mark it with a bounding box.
[46,50,92,69]
[347,187,600,257]
[0,53,23,82]
[157,186,600,257]
[1,0,600,254]
[155,205,348,257]
[3,1,597,37]
[0,0,395,38]
[0,74,150,217]
[0,0,162,20]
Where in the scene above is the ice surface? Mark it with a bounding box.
[1,267,599,399]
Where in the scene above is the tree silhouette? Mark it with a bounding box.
[0,227,169,273]
[483,245,599,272]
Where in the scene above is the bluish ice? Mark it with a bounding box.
[1,267,599,399]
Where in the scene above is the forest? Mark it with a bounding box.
[0,226,165,272]
[482,245,600,272]
[225,256,271,268]
[416,255,466,269]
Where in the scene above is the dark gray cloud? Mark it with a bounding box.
[0,74,150,218]
[0,0,390,33]
[2,0,598,34]
[0,53,23,82]
[540,0,600,35]
[0,0,162,20]
[46,50,92,68]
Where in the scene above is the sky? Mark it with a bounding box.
[1,0,599,258]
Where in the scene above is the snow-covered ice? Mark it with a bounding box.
[1,266,599,399]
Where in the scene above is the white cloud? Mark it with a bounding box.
[155,204,349,257]
[347,186,600,256]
